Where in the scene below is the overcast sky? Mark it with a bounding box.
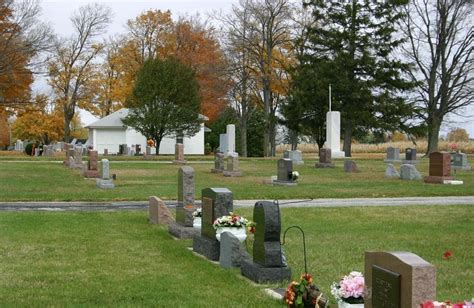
[37,0,473,137]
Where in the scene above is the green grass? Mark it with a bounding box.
[0,205,472,305]
[0,156,473,201]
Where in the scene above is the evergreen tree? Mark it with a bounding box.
[304,0,415,156]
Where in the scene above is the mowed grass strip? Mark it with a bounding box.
[0,205,472,305]
[0,157,473,201]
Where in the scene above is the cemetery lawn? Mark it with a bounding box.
[0,156,473,201]
[0,205,472,305]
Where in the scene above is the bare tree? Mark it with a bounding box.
[402,0,473,154]
[48,4,112,142]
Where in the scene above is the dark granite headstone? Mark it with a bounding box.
[135,144,141,155]
[344,160,359,172]
[241,201,291,283]
[118,144,127,155]
[424,152,454,184]
[83,150,100,178]
[277,158,292,182]
[365,251,436,308]
[316,148,335,168]
[405,148,417,161]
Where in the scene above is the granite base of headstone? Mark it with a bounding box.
[424,152,454,184]
[284,150,304,165]
[385,163,400,178]
[272,158,297,186]
[365,251,436,308]
[169,221,198,239]
[149,196,174,225]
[223,154,242,177]
[240,201,291,284]
[211,152,224,173]
[219,232,249,269]
[401,159,420,165]
[344,160,359,172]
[192,188,233,261]
[315,148,335,168]
[400,164,422,180]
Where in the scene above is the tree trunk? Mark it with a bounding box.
[240,116,247,157]
[343,121,353,157]
[63,117,71,143]
[426,115,441,155]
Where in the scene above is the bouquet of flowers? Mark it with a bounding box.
[284,273,328,307]
[421,300,474,308]
[292,171,300,181]
[331,271,365,304]
[192,208,202,219]
[213,212,250,229]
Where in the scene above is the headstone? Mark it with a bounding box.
[385,147,401,163]
[219,232,246,269]
[103,148,108,155]
[135,144,141,155]
[451,152,471,171]
[73,146,83,169]
[223,153,242,177]
[34,147,40,157]
[83,150,100,178]
[211,152,225,173]
[273,158,296,186]
[241,201,291,283]
[96,159,114,189]
[176,166,195,226]
[424,152,454,184]
[70,138,77,145]
[192,188,233,261]
[172,143,187,164]
[400,164,422,180]
[315,148,334,168]
[118,144,126,155]
[284,150,304,165]
[146,146,151,156]
[385,163,400,178]
[344,160,359,172]
[226,124,236,156]
[365,251,436,308]
[219,133,228,154]
[149,196,174,225]
[403,148,419,164]
[326,111,345,158]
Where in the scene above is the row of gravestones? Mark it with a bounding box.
[149,166,440,307]
[62,143,115,189]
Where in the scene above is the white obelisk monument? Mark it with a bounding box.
[326,85,345,158]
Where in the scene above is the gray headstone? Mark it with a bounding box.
[253,201,284,267]
[219,232,243,268]
[223,154,242,177]
[176,166,195,226]
[319,148,332,164]
[277,158,293,182]
[211,152,225,173]
[400,164,422,180]
[365,251,436,308]
[385,163,400,178]
[101,159,110,179]
[405,148,417,160]
[201,188,233,240]
[451,152,470,170]
[344,160,359,172]
[219,134,228,154]
[386,147,401,162]
[285,150,304,165]
[146,146,151,156]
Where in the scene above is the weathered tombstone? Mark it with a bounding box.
[103,148,108,156]
[211,152,225,173]
[223,154,242,177]
[365,251,436,308]
[226,124,236,156]
[42,145,49,157]
[424,152,454,184]
[172,143,187,164]
[344,160,359,172]
[96,159,115,189]
[219,232,246,269]
[34,147,40,157]
[315,148,335,168]
[241,201,291,283]
[385,163,400,178]
[193,188,233,261]
[145,146,151,156]
[73,146,83,169]
[385,146,401,163]
[273,158,297,186]
[400,164,422,180]
[403,148,419,164]
[83,150,100,178]
[169,166,196,238]
[451,152,471,171]
[284,150,304,165]
[118,144,126,155]
[219,133,228,154]
[149,196,174,225]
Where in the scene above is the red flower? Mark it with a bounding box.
[420,301,434,308]
[443,251,453,260]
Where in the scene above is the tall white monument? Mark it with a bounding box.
[325,85,345,158]
[225,124,236,156]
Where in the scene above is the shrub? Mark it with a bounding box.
[24,143,38,156]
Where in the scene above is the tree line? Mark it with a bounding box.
[0,0,472,156]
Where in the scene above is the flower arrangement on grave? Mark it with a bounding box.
[213,212,250,229]
[292,171,300,181]
[147,139,155,147]
[330,271,365,305]
[192,208,202,218]
[284,273,327,308]
[420,300,474,308]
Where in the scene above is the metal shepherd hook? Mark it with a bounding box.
[282,225,308,275]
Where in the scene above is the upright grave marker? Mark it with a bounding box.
[223,154,242,177]
[385,146,401,163]
[193,188,233,261]
[169,166,196,238]
[173,143,187,164]
[403,148,419,164]
[273,158,297,186]
[424,152,454,184]
[241,201,291,283]
[226,124,236,156]
[219,133,228,154]
[96,159,115,189]
[365,251,436,308]
[344,160,359,172]
[451,152,471,171]
[284,150,304,165]
[315,148,334,168]
[211,152,225,173]
[149,196,174,225]
[83,150,100,178]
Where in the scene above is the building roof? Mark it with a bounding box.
[86,108,209,129]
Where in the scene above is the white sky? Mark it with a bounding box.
[37,0,473,137]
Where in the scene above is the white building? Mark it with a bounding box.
[86,108,207,155]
